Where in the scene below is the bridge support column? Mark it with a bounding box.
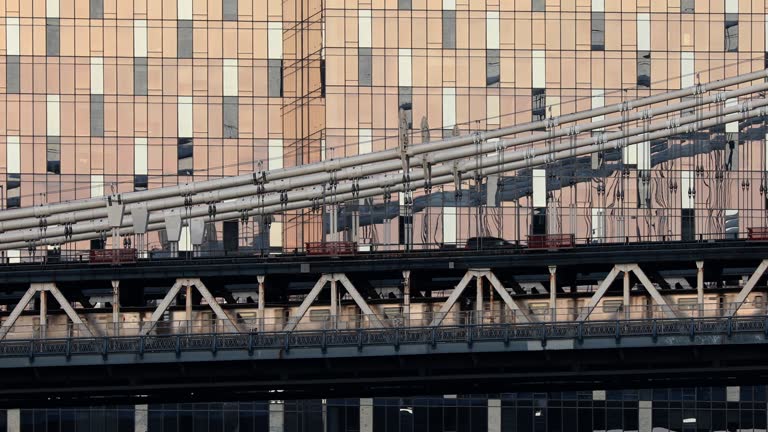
[623,270,630,320]
[402,271,411,325]
[330,278,338,329]
[696,261,704,317]
[135,404,148,432]
[548,266,557,321]
[257,275,265,331]
[39,290,47,339]
[185,284,193,333]
[488,399,501,432]
[6,409,19,432]
[475,275,483,324]
[728,259,768,316]
[111,280,120,335]
[269,401,284,432]
[360,398,373,432]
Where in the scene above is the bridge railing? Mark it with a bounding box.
[0,315,764,359]
[0,231,757,266]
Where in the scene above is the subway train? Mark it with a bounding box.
[2,286,765,340]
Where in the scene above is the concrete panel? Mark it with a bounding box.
[488,399,501,432]
[7,409,19,432]
[135,404,148,432]
[269,401,284,432]
[639,400,652,432]
[360,398,373,432]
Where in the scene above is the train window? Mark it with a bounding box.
[383,307,402,320]
[677,298,698,311]
[602,300,623,313]
[755,296,764,309]
[529,302,549,315]
[309,309,331,322]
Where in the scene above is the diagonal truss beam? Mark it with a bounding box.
[429,271,476,327]
[728,259,768,317]
[283,275,330,333]
[139,279,240,335]
[194,280,240,333]
[576,266,623,321]
[484,271,534,323]
[283,274,385,332]
[140,280,184,335]
[631,265,680,319]
[46,283,95,334]
[578,264,682,321]
[335,274,385,328]
[0,283,94,340]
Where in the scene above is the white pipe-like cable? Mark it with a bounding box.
[0,69,765,224]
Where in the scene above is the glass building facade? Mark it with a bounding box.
[1,0,768,253]
[3,1,768,431]
[6,386,768,431]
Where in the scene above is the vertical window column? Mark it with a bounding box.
[6,136,20,209]
[681,170,695,241]
[47,95,60,137]
[399,49,412,128]
[134,138,148,191]
[177,97,193,176]
[177,0,192,20]
[90,174,104,198]
[532,0,545,12]
[6,17,19,95]
[90,58,104,137]
[268,23,283,97]
[591,13,604,51]
[486,12,500,86]
[486,11,500,125]
[591,0,604,51]
[681,52,695,88]
[268,139,283,171]
[442,88,455,136]
[398,87,412,128]
[358,129,372,155]
[177,20,193,59]
[177,0,193,58]
[6,55,19,94]
[134,20,148,96]
[46,18,60,57]
[46,137,60,174]
[532,50,546,123]
[223,0,238,21]
[90,0,103,18]
[223,59,239,138]
[637,13,650,88]
[725,98,739,171]
[6,17,19,56]
[442,0,456,49]
[725,0,738,52]
[46,0,59,19]
[358,10,372,87]
[398,0,411,9]
[532,169,547,235]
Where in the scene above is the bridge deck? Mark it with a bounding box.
[0,315,767,407]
